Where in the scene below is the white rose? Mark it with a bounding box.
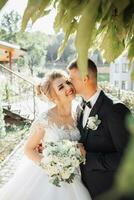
[61,170,70,179]
[68,167,75,174]
[47,165,59,175]
[88,121,97,130]
[71,156,80,167]
[69,147,76,154]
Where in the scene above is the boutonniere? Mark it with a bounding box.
[86,115,101,130]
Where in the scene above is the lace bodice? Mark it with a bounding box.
[31,112,80,144]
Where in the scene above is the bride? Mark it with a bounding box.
[0,69,91,200]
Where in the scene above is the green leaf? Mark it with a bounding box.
[61,0,88,31]
[54,3,65,32]
[100,22,124,62]
[31,9,51,24]
[51,177,61,187]
[61,0,82,10]
[131,70,134,81]
[128,36,134,62]
[31,0,51,24]
[101,0,113,20]
[116,117,134,195]
[21,0,51,31]
[115,15,126,41]
[57,19,77,59]
[113,0,130,14]
[21,0,42,31]
[0,0,8,10]
[75,0,101,76]
[53,0,59,7]
[123,2,134,26]
[54,0,88,33]
[127,115,134,135]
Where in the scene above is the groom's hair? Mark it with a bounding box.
[67,59,97,79]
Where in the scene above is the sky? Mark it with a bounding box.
[0,0,56,34]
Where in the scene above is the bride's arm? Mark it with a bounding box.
[24,125,44,164]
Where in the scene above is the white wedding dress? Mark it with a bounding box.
[0,112,91,200]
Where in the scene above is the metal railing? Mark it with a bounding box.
[99,81,134,113]
[0,64,36,120]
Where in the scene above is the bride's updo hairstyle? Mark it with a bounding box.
[35,69,68,102]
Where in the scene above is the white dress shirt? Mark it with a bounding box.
[82,88,101,127]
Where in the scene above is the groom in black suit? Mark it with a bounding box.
[68,59,130,199]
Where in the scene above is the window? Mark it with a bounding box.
[115,64,119,73]
[122,63,128,73]
[114,81,119,88]
[121,81,127,90]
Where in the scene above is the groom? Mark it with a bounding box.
[68,59,130,199]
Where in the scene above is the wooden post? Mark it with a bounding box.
[9,51,12,82]
[9,51,12,70]
[3,61,7,74]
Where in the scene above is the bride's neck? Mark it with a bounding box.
[55,103,72,117]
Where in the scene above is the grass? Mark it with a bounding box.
[0,122,30,164]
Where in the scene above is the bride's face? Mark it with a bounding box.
[52,76,76,103]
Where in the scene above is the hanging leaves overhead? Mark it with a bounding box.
[0,0,8,10]
[1,0,134,74]
[21,0,52,31]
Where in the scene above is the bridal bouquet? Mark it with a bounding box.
[40,140,85,187]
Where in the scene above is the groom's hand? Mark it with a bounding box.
[78,143,86,157]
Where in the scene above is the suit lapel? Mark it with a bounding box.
[89,90,104,118]
[76,105,83,127]
[76,99,87,136]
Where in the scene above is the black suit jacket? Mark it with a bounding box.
[77,91,130,172]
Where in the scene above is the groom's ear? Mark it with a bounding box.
[83,75,89,83]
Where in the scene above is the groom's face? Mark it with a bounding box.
[69,68,84,95]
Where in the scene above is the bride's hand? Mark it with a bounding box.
[34,143,44,154]
[77,143,86,157]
